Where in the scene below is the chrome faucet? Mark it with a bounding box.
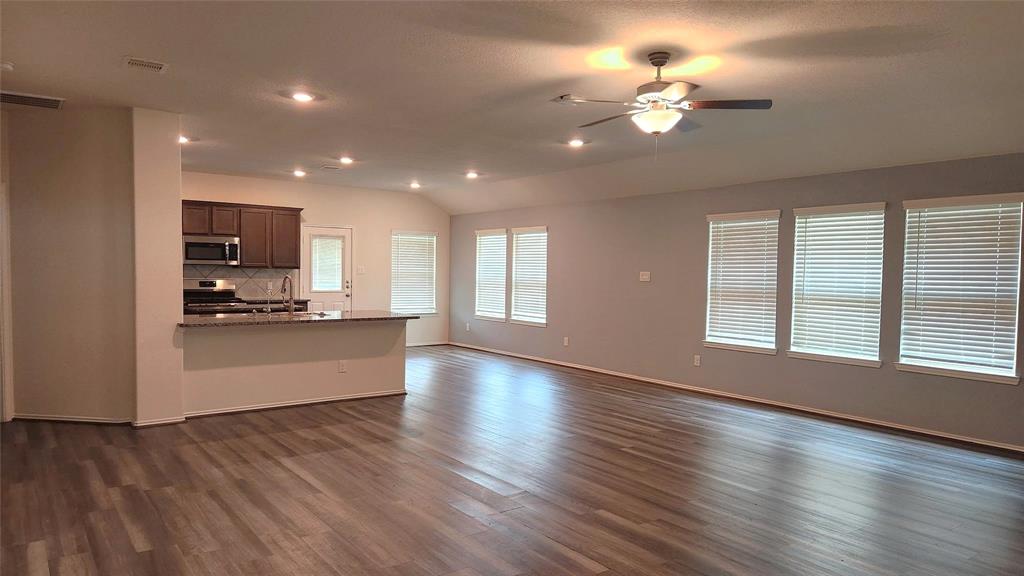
[279,274,295,315]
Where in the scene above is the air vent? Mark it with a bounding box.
[123,56,168,74]
[320,165,341,171]
[0,91,64,109]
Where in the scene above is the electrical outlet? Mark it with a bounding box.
[639,271,651,282]
[563,336,570,347]
[337,360,347,373]
[693,354,701,367]
[266,280,274,290]
[466,322,471,332]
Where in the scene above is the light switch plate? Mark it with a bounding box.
[357,265,367,275]
[639,271,651,282]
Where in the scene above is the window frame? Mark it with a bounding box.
[704,209,781,354]
[896,192,1024,385]
[787,202,886,368]
[389,230,437,315]
[309,233,345,293]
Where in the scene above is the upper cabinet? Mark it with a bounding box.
[183,200,302,268]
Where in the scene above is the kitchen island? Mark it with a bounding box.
[178,310,419,417]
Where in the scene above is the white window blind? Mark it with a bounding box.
[511,227,547,325]
[475,229,507,320]
[791,204,885,364]
[899,196,1023,379]
[311,235,343,292]
[706,211,780,351]
[390,232,436,314]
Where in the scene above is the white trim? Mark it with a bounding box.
[703,340,777,355]
[475,227,506,236]
[407,341,449,347]
[793,202,886,216]
[894,362,1019,386]
[474,314,507,323]
[447,342,1024,454]
[903,192,1024,209]
[787,350,882,368]
[183,389,406,418]
[14,413,132,424]
[511,225,547,234]
[510,319,547,328]
[133,416,187,427]
[706,209,780,222]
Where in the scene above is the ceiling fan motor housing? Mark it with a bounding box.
[636,80,673,103]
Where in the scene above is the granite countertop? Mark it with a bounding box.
[178,310,419,328]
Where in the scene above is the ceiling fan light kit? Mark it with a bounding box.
[558,50,772,137]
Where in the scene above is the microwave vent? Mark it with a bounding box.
[0,91,64,109]
[123,56,168,74]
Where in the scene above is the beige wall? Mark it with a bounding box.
[182,171,450,345]
[133,108,184,426]
[6,107,135,421]
[451,154,1024,450]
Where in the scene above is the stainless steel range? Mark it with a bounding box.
[183,279,308,315]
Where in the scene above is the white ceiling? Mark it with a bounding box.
[2,1,1023,214]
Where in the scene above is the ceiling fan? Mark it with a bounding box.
[553,51,772,135]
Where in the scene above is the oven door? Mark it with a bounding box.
[183,236,240,265]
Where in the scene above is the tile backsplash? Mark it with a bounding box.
[184,265,299,300]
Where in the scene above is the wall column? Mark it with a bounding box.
[132,108,184,425]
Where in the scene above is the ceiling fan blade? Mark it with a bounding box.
[578,111,635,128]
[553,94,634,106]
[659,81,700,102]
[684,99,773,110]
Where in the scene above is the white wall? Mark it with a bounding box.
[6,107,136,422]
[450,154,1024,450]
[133,108,184,426]
[182,171,450,345]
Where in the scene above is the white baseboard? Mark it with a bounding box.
[182,389,407,418]
[13,413,131,424]
[407,341,449,347]
[447,342,1024,454]
[133,416,187,428]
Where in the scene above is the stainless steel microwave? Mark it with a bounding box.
[183,236,240,266]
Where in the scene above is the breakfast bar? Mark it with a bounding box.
[178,310,419,417]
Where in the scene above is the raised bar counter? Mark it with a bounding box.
[179,309,419,328]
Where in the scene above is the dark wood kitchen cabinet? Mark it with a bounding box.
[184,200,302,268]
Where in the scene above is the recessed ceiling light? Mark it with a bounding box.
[293,169,306,177]
[465,171,479,179]
[291,92,315,102]
[339,156,354,165]
[568,138,586,148]
[178,135,192,144]
[410,181,421,189]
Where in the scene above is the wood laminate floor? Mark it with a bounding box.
[2,345,1023,575]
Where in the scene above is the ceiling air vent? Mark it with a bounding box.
[0,91,64,109]
[123,56,168,74]
[320,165,341,171]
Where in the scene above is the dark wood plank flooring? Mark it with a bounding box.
[3,345,1022,575]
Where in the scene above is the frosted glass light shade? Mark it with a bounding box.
[631,109,683,134]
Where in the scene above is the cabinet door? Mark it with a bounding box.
[239,208,272,267]
[271,210,301,269]
[211,206,239,236]
[182,204,211,235]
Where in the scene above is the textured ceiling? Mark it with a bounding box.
[2,1,1023,214]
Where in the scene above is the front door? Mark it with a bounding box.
[300,226,353,312]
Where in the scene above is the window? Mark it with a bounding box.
[790,203,885,366]
[390,232,436,314]
[311,235,343,292]
[898,194,1023,383]
[705,210,780,352]
[475,229,507,320]
[511,226,548,325]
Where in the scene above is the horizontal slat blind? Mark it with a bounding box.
[511,227,547,325]
[475,229,507,319]
[791,205,885,361]
[390,232,436,313]
[311,235,343,292]
[900,202,1022,376]
[706,212,779,349]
